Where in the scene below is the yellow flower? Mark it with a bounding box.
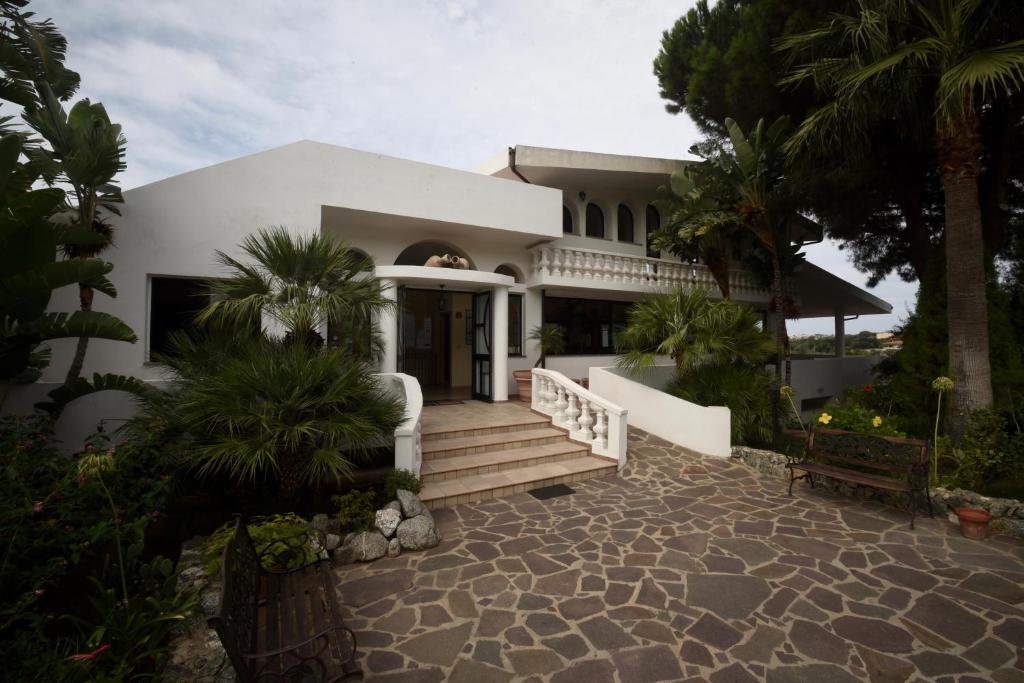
[872,415,883,428]
[818,412,832,425]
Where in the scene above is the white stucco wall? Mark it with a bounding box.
[589,366,731,457]
[789,355,882,408]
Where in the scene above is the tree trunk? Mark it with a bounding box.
[704,247,731,299]
[64,284,94,385]
[278,449,306,500]
[770,255,790,386]
[938,113,994,437]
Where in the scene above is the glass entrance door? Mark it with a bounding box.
[472,291,492,401]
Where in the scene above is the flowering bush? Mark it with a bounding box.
[816,394,906,437]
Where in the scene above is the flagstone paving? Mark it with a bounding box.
[334,430,1024,682]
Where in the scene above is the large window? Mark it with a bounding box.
[618,204,634,243]
[509,294,523,355]
[562,206,574,234]
[585,203,605,238]
[543,296,632,355]
[646,204,660,257]
[149,276,210,358]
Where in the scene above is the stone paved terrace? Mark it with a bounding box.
[334,430,1024,682]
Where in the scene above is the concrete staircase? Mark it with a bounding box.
[418,411,616,510]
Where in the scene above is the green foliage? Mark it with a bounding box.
[331,489,377,534]
[616,288,774,376]
[384,468,422,500]
[943,409,1024,493]
[146,334,404,500]
[668,363,774,446]
[202,514,314,576]
[529,323,566,368]
[816,399,906,438]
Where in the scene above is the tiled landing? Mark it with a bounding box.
[418,401,616,510]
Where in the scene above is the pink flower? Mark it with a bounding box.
[863,384,874,393]
[69,643,111,662]
[33,500,43,513]
[34,588,45,599]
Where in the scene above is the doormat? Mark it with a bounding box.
[528,483,576,500]
[423,399,465,406]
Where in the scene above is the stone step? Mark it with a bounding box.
[421,415,550,443]
[421,441,590,482]
[421,427,566,461]
[419,456,617,510]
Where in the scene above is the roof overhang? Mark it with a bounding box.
[794,262,892,317]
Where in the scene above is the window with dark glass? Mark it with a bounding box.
[149,276,211,358]
[542,296,633,355]
[509,294,523,355]
[646,204,660,257]
[585,203,605,238]
[618,204,634,243]
[562,206,573,234]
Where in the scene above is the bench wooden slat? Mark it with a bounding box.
[264,573,281,674]
[793,461,910,491]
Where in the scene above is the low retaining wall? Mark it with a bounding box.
[732,445,1024,539]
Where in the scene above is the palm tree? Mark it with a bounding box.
[529,324,566,369]
[653,117,802,383]
[196,226,392,351]
[780,0,1024,425]
[616,288,775,377]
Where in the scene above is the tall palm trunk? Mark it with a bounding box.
[64,284,94,384]
[938,111,994,437]
[770,255,791,386]
[279,449,306,501]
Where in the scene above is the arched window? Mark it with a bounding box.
[585,203,605,239]
[646,204,660,258]
[618,204,634,243]
[562,206,574,234]
[494,264,523,283]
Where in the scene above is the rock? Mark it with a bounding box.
[384,500,402,514]
[397,513,440,550]
[324,533,341,551]
[311,513,331,532]
[350,531,389,562]
[388,538,401,557]
[376,508,402,538]
[397,489,427,518]
[332,544,355,565]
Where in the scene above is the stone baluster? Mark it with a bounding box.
[579,251,592,280]
[565,392,581,432]
[553,386,568,424]
[578,399,594,441]
[539,248,551,277]
[544,378,557,413]
[572,250,584,278]
[593,407,608,450]
[630,258,641,284]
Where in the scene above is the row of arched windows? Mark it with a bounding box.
[563,202,661,256]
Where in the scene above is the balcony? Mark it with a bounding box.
[528,245,774,302]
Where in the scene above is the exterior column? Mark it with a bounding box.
[379,278,398,373]
[492,285,509,401]
[834,310,846,358]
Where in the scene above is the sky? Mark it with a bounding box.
[35,0,917,335]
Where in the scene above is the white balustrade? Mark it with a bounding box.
[375,372,424,477]
[531,368,628,470]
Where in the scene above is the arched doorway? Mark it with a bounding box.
[395,241,476,269]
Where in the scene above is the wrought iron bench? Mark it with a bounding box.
[786,427,932,528]
[208,515,361,682]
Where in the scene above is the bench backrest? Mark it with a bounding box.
[807,427,928,479]
[208,515,261,678]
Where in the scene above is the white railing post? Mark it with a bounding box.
[376,372,423,477]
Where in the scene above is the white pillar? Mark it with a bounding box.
[379,278,398,373]
[492,286,509,401]
[834,310,845,358]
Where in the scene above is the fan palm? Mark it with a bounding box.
[653,117,802,383]
[197,226,392,352]
[780,0,1024,424]
[616,288,775,377]
[528,323,566,369]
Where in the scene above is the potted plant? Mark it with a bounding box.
[513,324,566,401]
[954,507,992,540]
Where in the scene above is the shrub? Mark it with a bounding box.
[943,409,1024,493]
[331,490,377,533]
[815,388,906,437]
[202,514,315,576]
[384,468,422,500]
[668,363,774,446]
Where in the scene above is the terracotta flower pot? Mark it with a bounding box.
[513,369,533,402]
[954,507,992,540]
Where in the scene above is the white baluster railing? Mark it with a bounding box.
[375,372,423,477]
[530,368,628,470]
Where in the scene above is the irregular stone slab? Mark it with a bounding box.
[534,568,580,596]
[611,644,684,682]
[543,633,589,660]
[664,532,709,555]
[525,612,569,636]
[631,620,677,644]
[994,617,1024,648]
[679,639,714,667]
[418,553,472,572]
[789,620,850,665]
[376,606,416,635]
[963,637,1015,670]
[476,608,515,637]
[397,513,440,551]
[709,662,758,683]
[686,613,743,650]
[447,590,477,618]
[397,489,427,518]
[832,616,914,654]
[338,569,414,607]
[552,659,617,683]
[366,649,404,673]
[871,564,939,592]
[395,621,473,667]
[767,664,861,683]
[507,648,562,676]
[715,537,778,566]
[687,574,772,619]
[774,536,841,563]
[905,593,987,646]
[578,615,637,650]
[731,624,785,663]
[959,573,1024,605]
[854,645,915,683]
[376,507,402,538]
[908,651,978,677]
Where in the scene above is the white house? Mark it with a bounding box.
[9,140,890,444]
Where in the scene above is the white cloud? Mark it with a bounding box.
[34,0,916,333]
